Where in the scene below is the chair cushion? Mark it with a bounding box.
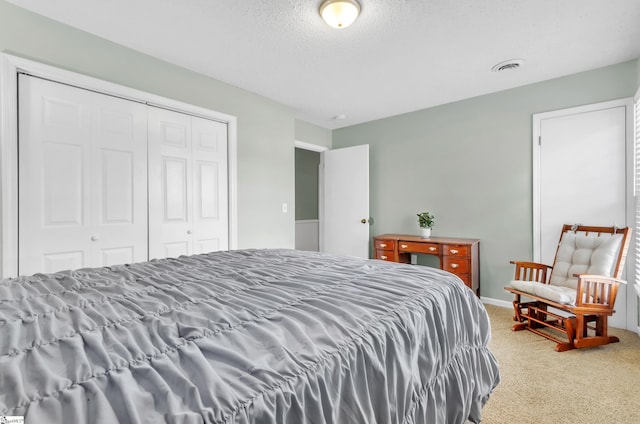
[509,280,577,305]
[549,231,622,290]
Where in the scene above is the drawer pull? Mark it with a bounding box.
[450,249,459,254]
[400,244,408,248]
[379,243,387,248]
[451,264,459,269]
[380,255,387,260]
[429,247,436,252]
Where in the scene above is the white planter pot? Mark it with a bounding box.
[420,227,431,238]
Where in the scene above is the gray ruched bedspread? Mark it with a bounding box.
[0,249,500,423]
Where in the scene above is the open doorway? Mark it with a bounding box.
[294,142,326,251]
[294,141,370,258]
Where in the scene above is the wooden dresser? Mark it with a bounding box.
[373,234,480,296]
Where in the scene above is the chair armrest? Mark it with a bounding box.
[574,274,626,308]
[572,273,627,284]
[510,261,553,283]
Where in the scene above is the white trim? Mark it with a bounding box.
[227,119,239,250]
[480,296,512,309]
[318,153,326,252]
[295,219,320,224]
[0,52,238,277]
[294,140,329,152]
[0,54,19,278]
[634,87,640,336]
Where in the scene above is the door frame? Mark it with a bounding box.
[532,97,635,330]
[294,140,328,251]
[0,52,238,278]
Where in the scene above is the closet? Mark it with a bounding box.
[148,106,228,259]
[18,74,228,276]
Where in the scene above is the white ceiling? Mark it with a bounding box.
[7,0,640,129]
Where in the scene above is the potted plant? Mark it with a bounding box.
[417,212,434,238]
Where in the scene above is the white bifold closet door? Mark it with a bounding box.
[148,106,228,259]
[18,75,148,275]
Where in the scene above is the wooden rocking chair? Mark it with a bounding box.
[505,224,631,352]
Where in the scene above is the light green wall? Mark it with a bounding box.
[332,60,638,300]
[295,149,320,220]
[295,119,332,149]
[0,0,295,248]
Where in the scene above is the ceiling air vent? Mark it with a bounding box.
[491,59,524,72]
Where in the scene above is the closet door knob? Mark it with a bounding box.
[187,230,192,235]
[91,235,99,241]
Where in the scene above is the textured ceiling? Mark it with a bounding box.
[7,0,640,129]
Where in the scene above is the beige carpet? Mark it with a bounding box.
[481,304,640,424]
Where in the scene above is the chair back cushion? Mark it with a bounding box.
[549,231,623,289]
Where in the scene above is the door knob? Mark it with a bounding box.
[361,218,367,224]
[91,235,99,241]
[187,230,192,235]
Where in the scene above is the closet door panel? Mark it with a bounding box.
[91,93,148,267]
[192,116,228,254]
[43,142,85,226]
[148,109,228,259]
[19,75,148,275]
[163,157,189,221]
[19,75,93,275]
[148,106,193,259]
[100,149,134,223]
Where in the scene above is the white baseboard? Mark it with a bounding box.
[480,296,511,309]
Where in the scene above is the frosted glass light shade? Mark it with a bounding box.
[320,0,361,29]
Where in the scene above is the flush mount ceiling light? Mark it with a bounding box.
[320,0,361,29]
[491,59,525,72]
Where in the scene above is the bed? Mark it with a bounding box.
[0,249,500,423]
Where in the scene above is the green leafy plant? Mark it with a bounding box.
[417,212,435,229]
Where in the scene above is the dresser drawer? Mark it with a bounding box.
[443,244,469,257]
[375,238,396,250]
[398,241,440,255]
[443,257,469,273]
[375,251,395,261]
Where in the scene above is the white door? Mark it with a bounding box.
[321,145,369,258]
[91,90,149,267]
[534,100,632,329]
[191,115,229,254]
[18,75,148,275]
[148,106,228,259]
